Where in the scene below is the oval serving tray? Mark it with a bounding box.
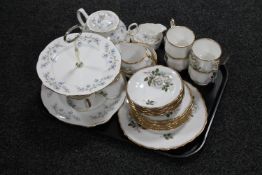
[41,43,228,158]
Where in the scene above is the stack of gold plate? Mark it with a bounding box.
[118,65,207,150]
[126,65,193,131]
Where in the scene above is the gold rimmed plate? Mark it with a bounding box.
[118,82,207,150]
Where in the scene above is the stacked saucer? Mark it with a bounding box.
[37,32,126,127]
[118,65,207,150]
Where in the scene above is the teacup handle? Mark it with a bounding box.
[170,18,176,28]
[77,8,89,26]
[128,23,138,35]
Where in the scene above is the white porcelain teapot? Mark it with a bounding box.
[77,8,128,44]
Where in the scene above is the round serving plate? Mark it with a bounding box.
[41,74,126,127]
[118,82,207,150]
[87,10,119,33]
[127,65,183,109]
[37,32,121,96]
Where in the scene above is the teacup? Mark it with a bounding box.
[165,18,195,59]
[188,38,222,85]
[128,23,166,49]
[116,43,156,75]
[67,93,105,112]
[165,53,189,72]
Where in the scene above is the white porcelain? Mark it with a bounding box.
[116,43,157,75]
[106,20,128,44]
[165,53,188,72]
[189,38,221,85]
[102,73,126,98]
[36,33,121,96]
[131,35,163,50]
[41,75,126,127]
[188,65,216,85]
[127,65,183,108]
[128,23,166,49]
[67,93,104,112]
[128,23,166,41]
[165,19,195,59]
[190,38,221,73]
[118,82,207,150]
[145,83,191,121]
[77,9,119,33]
[77,8,128,44]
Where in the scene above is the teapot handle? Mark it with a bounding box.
[128,23,138,35]
[77,8,89,26]
[170,18,176,28]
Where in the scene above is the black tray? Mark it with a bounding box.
[89,46,229,158]
[42,45,228,158]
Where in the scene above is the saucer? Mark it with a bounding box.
[41,76,126,127]
[144,82,192,121]
[87,10,119,33]
[118,82,207,150]
[127,65,183,109]
[37,33,121,96]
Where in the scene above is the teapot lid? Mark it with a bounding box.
[87,10,119,33]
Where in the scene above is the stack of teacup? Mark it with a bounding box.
[164,18,222,85]
[126,65,194,132]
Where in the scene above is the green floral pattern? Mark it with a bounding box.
[163,133,173,140]
[146,100,155,105]
[144,68,173,92]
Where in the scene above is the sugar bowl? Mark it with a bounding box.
[128,23,166,49]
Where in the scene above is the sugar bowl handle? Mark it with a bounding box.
[77,8,89,26]
[170,18,176,28]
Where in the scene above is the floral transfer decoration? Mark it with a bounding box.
[163,133,173,140]
[38,33,120,94]
[144,68,174,92]
[145,99,155,105]
[52,104,80,121]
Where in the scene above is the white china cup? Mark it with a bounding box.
[188,65,216,85]
[116,43,156,75]
[165,53,189,72]
[189,38,222,85]
[165,19,195,59]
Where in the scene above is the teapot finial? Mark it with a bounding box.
[170,18,176,28]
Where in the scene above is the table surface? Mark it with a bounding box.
[1,0,262,174]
